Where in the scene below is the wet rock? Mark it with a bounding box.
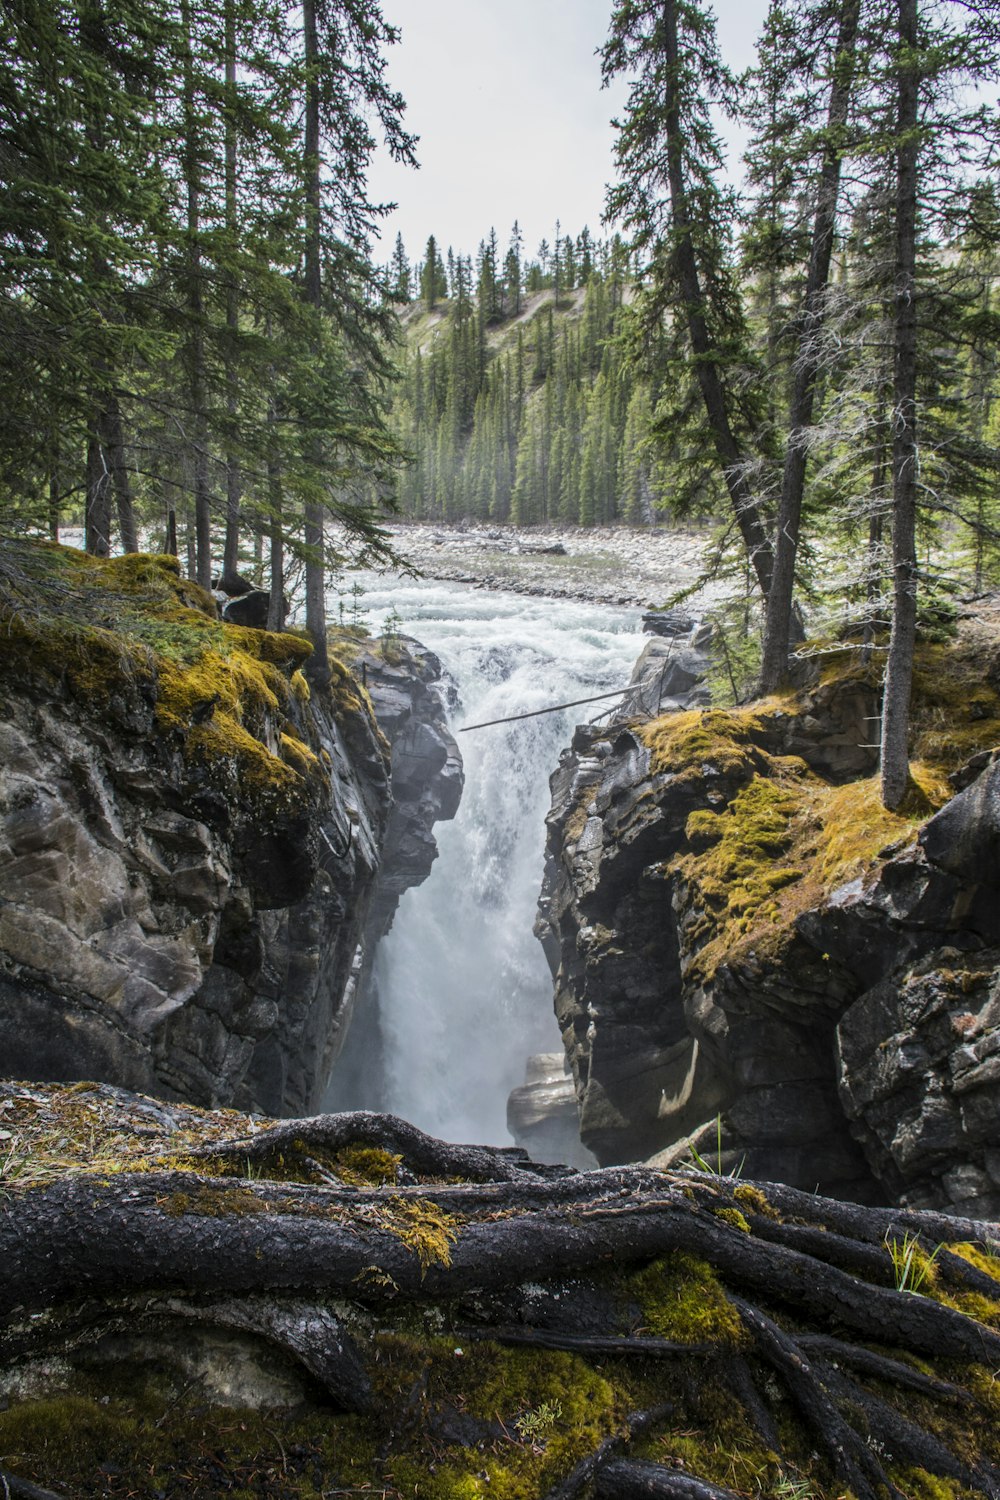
[325,637,464,1110]
[0,570,460,1119]
[642,609,695,637]
[0,667,390,1115]
[506,1053,595,1169]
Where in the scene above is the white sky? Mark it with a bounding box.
[367,0,770,268]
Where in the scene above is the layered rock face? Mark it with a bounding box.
[539,622,1000,1215]
[0,545,459,1118]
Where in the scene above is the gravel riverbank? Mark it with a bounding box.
[372,522,719,609]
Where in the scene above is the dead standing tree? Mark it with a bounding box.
[2,1083,1000,1498]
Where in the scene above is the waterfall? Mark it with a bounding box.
[334,574,644,1146]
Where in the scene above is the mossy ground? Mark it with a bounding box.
[0,537,380,818]
[0,1339,625,1500]
[626,1251,746,1347]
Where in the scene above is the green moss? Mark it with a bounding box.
[377,1338,625,1500]
[164,1186,267,1218]
[946,1241,1000,1283]
[889,1468,970,1500]
[647,1428,781,1495]
[712,1206,751,1233]
[331,1145,403,1187]
[676,770,808,974]
[374,1197,458,1275]
[0,1392,372,1499]
[628,1252,745,1347]
[734,1183,782,1220]
[640,706,767,780]
[674,748,945,983]
[0,541,331,818]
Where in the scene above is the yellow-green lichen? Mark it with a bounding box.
[640,707,767,781]
[163,1185,267,1218]
[0,541,333,817]
[374,1197,458,1276]
[331,1145,403,1187]
[674,752,948,981]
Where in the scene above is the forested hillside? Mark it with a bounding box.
[383,229,671,527]
[385,181,1000,560]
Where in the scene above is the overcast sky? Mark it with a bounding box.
[366,0,770,269]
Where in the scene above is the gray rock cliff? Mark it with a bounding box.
[0,546,461,1118]
[535,617,1000,1216]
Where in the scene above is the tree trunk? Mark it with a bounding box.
[182,0,213,591]
[47,469,59,543]
[266,439,285,634]
[759,0,861,691]
[880,0,920,810]
[100,394,138,553]
[220,0,242,589]
[84,427,111,556]
[861,405,888,665]
[660,0,773,601]
[301,0,330,685]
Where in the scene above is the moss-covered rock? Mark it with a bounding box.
[3,1083,1000,1500]
[540,607,1000,1214]
[0,538,411,1116]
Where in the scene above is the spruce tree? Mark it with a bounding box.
[603,0,775,598]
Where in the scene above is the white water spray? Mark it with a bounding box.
[337,575,644,1146]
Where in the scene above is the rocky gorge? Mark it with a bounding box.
[0,539,461,1118]
[5,535,1000,1499]
[535,602,1000,1219]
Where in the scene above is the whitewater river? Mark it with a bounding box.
[332,574,645,1147]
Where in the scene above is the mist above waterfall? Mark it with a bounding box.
[335,574,644,1146]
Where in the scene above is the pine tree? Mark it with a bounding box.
[757,0,863,692]
[390,232,411,301]
[603,0,775,598]
[420,235,448,308]
[504,221,523,316]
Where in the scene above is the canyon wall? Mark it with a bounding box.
[535,615,1000,1216]
[0,544,460,1117]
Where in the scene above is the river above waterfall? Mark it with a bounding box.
[332,573,645,1147]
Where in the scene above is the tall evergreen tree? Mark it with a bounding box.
[420,234,448,308]
[757,0,863,692]
[603,0,775,598]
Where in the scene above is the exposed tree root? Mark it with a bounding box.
[3,1089,1000,1498]
[188,1108,572,1184]
[456,1327,715,1359]
[732,1297,902,1500]
[0,1469,66,1500]
[594,1460,744,1498]
[543,1406,676,1500]
[795,1332,976,1403]
[813,1355,999,1493]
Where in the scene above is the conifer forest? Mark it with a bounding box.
[2,0,1000,760]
